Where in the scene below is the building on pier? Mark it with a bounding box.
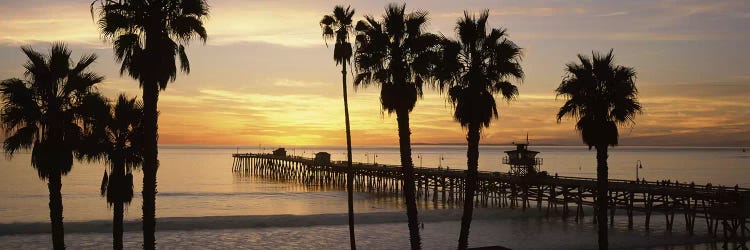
[273,148,287,157]
[503,142,543,176]
[315,152,331,164]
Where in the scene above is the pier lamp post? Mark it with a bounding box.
[374,153,378,165]
[439,154,445,168]
[636,160,644,180]
[417,154,423,168]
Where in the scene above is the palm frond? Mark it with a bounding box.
[48,43,72,79]
[20,46,49,82]
[321,5,355,65]
[93,0,208,88]
[556,49,641,147]
[171,15,207,43]
[180,0,209,17]
[354,4,439,113]
[2,43,102,178]
[0,78,41,132]
[178,44,190,73]
[64,72,104,97]
[438,10,523,128]
[3,125,38,156]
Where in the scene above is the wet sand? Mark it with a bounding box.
[1,209,742,249]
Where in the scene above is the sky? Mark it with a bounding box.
[0,0,749,147]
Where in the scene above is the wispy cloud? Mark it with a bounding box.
[594,11,628,17]
[272,79,328,87]
[436,6,589,18]
[1,0,749,146]
[0,4,100,46]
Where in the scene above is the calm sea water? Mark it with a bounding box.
[1,145,748,224]
[0,145,748,248]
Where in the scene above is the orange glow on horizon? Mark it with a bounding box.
[0,0,748,147]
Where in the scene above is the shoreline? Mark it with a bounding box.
[0,209,545,236]
[0,209,731,249]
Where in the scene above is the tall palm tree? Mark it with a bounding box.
[92,1,208,248]
[320,5,357,249]
[555,49,641,250]
[0,43,104,250]
[434,11,524,250]
[354,4,441,249]
[77,93,143,250]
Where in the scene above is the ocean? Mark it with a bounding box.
[0,145,748,249]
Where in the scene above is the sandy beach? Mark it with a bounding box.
[2,209,739,249]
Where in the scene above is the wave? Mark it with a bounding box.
[4,191,345,200]
[157,191,292,197]
[0,209,542,236]
[155,191,348,199]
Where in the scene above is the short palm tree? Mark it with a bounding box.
[555,49,641,250]
[0,43,104,250]
[92,1,208,247]
[77,93,143,250]
[320,5,357,249]
[354,4,441,249]
[435,11,524,250]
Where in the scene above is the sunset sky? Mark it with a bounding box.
[1,0,749,147]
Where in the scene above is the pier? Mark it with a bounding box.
[232,153,749,242]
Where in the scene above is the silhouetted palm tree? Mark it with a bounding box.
[320,5,357,249]
[555,49,641,250]
[0,43,104,250]
[354,4,441,249]
[92,1,208,248]
[77,93,143,250]
[434,11,524,250]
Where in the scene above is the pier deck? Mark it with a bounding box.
[232,153,748,242]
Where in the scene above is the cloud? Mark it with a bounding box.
[436,6,589,18]
[594,11,628,17]
[0,1,325,48]
[1,0,750,147]
[272,79,328,87]
[0,4,101,46]
[203,3,324,47]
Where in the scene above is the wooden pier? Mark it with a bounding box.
[232,153,749,242]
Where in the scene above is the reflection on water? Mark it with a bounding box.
[0,145,748,224]
[1,146,749,248]
[0,217,744,249]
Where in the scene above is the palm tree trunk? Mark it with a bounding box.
[595,145,609,250]
[342,63,356,249]
[396,108,421,250]
[142,81,159,250]
[113,160,125,250]
[458,122,480,250]
[48,171,65,250]
[113,200,124,250]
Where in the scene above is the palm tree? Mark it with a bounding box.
[434,11,524,250]
[555,49,641,250]
[92,1,208,248]
[77,93,143,250]
[0,43,104,250]
[320,5,357,249]
[353,4,441,249]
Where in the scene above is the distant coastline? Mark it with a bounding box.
[155,144,749,149]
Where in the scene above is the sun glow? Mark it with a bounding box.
[0,0,748,146]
